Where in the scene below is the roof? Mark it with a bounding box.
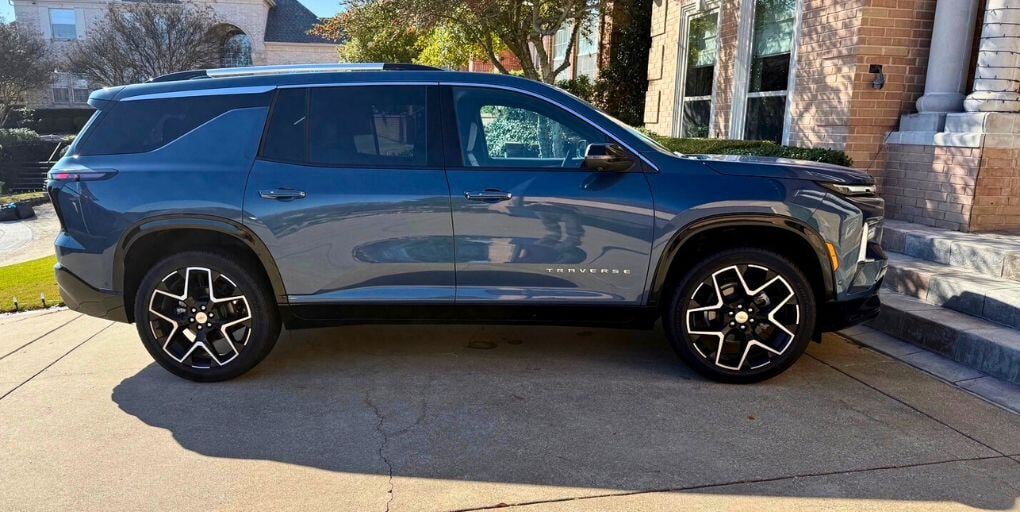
[264,0,332,44]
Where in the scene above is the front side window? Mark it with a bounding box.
[451,87,605,169]
[50,9,77,40]
[681,12,718,138]
[744,0,796,143]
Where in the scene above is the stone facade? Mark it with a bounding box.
[12,0,335,109]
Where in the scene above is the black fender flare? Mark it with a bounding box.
[112,214,288,303]
[648,214,835,306]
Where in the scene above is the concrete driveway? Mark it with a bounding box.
[1,310,1018,511]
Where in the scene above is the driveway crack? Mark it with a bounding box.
[364,393,396,512]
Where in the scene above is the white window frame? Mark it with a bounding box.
[672,1,721,138]
[49,8,77,40]
[729,0,803,144]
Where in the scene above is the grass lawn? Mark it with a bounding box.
[0,191,48,205]
[0,255,62,313]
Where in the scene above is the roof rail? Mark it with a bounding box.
[204,63,441,79]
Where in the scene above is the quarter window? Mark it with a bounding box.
[743,0,796,143]
[451,87,605,169]
[76,92,270,156]
[49,9,77,40]
[680,12,718,138]
[261,88,308,163]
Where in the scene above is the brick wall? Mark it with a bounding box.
[845,0,936,171]
[971,148,1020,232]
[263,43,337,66]
[785,0,865,151]
[881,143,978,231]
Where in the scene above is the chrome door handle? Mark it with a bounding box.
[259,189,306,200]
[464,190,512,202]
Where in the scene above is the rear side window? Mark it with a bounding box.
[261,85,429,168]
[76,92,270,156]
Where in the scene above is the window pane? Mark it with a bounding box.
[72,88,90,104]
[308,86,428,167]
[682,99,712,138]
[744,96,786,143]
[76,92,271,156]
[748,0,795,93]
[52,87,69,103]
[50,9,76,39]
[262,88,307,163]
[452,87,605,169]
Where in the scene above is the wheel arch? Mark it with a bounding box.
[649,214,835,308]
[114,215,287,322]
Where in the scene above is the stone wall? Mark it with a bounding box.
[263,43,337,66]
[880,143,978,231]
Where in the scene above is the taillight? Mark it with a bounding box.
[48,171,115,182]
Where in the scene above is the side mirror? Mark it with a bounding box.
[582,143,636,172]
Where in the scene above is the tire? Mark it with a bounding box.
[665,248,816,384]
[133,250,281,382]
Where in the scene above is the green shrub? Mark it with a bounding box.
[643,131,853,167]
[0,128,41,147]
[556,75,598,104]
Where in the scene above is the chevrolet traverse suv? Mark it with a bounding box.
[48,63,886,383]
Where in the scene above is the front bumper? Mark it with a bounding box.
[55,264,129,323]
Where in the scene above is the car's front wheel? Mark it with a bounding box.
[133,250,281,382]
[665,248,816,383]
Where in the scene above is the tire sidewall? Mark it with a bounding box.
[133,250,280,382]
[666,249,816,384]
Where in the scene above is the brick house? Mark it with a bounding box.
[643,0,1020,233]
[12,0,337,110]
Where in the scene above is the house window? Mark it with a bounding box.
[553,22,573,73]
[680,12,718,138]
[50,9,77,40]
[52,87,70,104]
[575,12,600,79]
[743,0,796,143]
[222,32,253,68]
[73,87,91,104]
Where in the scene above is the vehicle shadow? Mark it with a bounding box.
[112,324,1019,510]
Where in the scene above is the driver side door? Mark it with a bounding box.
[443,85,655,304]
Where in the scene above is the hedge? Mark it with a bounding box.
[645,132,853,167]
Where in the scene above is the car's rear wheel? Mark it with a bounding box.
[665,248,816,383]
[133,251,280,382]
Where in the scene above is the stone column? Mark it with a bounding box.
[964,0,1020,112]
[916,0,981,114]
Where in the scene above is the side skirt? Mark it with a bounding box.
[281,304,661,330]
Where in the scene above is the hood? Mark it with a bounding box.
[682,154,874,185]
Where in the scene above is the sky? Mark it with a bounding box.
[0,0,342,25]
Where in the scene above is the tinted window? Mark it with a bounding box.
[261,88,307,163]
[451,87,605,169]
[308,86,428,167]
[76,92,269,156]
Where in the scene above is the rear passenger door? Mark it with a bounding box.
[243,84,455,303]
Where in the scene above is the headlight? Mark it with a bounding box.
[820,182,877,197]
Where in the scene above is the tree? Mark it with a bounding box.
[311,1,421,64]
[66,2,223,87]
[318,0,601,83]
[0,19,55,127]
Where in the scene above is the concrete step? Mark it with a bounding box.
[884,252,1020,328]
[867,290,1020,385]
[882,219,1020,282]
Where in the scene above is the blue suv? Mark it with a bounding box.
[47,63,886,382]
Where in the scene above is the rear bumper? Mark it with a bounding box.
[55,264,129,323]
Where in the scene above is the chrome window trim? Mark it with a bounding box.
[439,81,660,172]
[122,86,277,102]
